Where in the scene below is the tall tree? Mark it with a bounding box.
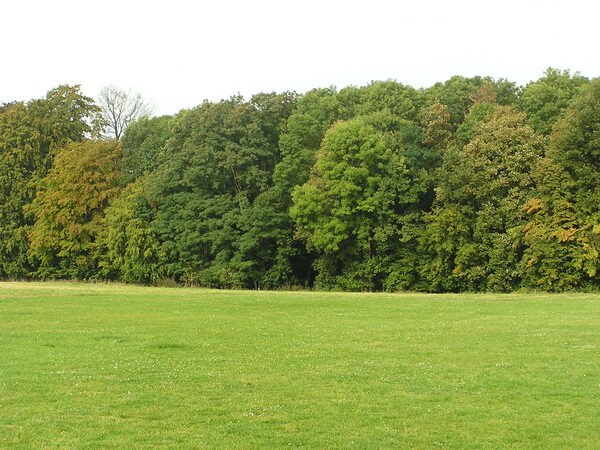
[420,107,545,291]
[140,94,297,287]
[27,140,122,279]
[291,112,434,290]
[519,78,600,289]
[0,85,100,278]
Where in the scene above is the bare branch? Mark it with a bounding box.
[97,85,153,140]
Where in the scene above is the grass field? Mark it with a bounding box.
[1,282,599,448]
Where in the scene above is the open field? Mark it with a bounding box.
[1,282,599,448]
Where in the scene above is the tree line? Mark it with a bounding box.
[1,68,598,291]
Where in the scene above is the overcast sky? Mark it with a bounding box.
[2,0,598,116]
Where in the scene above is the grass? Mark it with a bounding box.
[1,282,599,448]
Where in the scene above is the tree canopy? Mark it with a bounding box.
[1,71,598,292]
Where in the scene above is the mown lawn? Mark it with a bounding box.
[1,282,599,448]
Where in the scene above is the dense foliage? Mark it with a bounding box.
[0,86,100,278]
[0,70,597,291]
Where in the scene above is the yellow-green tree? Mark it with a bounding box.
[520,79,600,289]
[27,140,121,279]
[420,107,545,291]
[0,85,100,278]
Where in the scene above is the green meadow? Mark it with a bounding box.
[1,282,599,448]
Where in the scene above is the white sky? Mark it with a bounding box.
[2,0,598,116]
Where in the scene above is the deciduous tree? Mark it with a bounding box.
[27,140,122,279]
[0,85,100,278]
[98,85,152,140]
[420,107,545,291]
[291,112,433,290]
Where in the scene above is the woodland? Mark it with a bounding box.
[0,68,598,291]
